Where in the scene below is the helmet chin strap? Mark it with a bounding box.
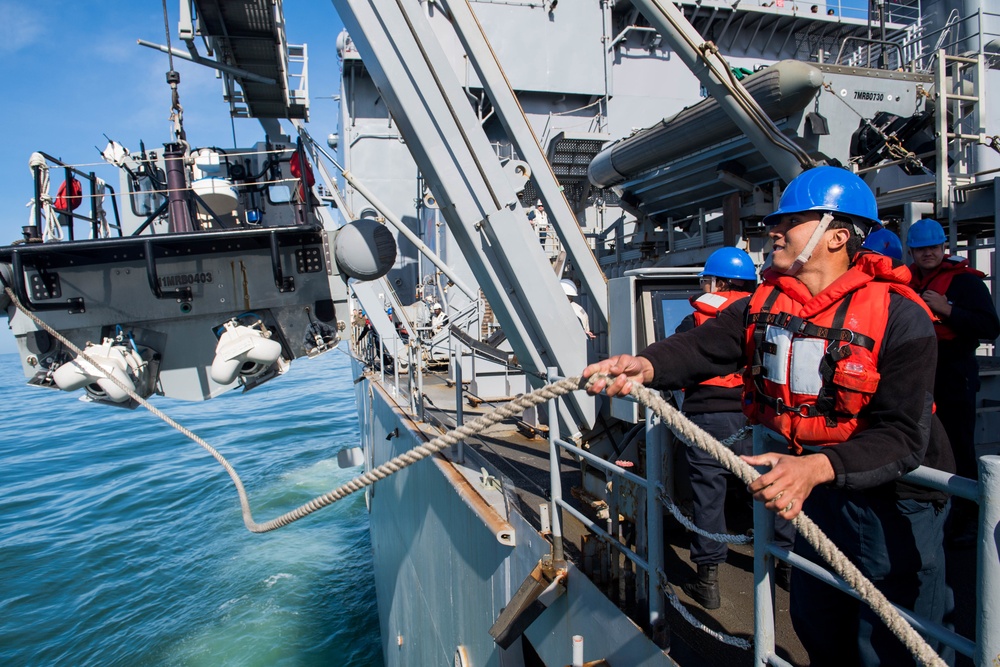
[787,212,834,276]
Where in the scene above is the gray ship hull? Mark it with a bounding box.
[353,357,676,666]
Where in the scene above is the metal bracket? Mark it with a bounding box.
[480,467,502,492]
[295,247,324,274]
[30,270,62,301]
[320,227,334,275]
[143,239,192,301]
[9,250,85,313]
[488,559,567,649]
[269,230,296,293]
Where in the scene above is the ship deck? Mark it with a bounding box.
[400,359,983,666]
[414,365,811,666]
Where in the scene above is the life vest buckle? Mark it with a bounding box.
[773,397,817,417]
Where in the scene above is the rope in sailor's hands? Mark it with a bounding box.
[3,284,944,666]
[609,378,945,667]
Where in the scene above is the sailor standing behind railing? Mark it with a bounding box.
[907,218,1000,549]
[584,167,956,667]
[673,247,794,610]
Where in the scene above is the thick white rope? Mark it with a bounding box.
[624,380,945,667]
[92,179,111,239]
[2,285,944,666]
[26,153,63,242]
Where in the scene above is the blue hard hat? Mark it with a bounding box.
[762,166,880,228]
[700,247,757,281]
[906,218,947,249]
[862,228,903,260]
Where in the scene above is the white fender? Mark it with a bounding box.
[53,340,142,403]
[211,322,283,385]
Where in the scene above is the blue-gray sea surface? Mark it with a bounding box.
[0,350,382,666]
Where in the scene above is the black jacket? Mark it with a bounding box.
[674,313,744,415]
[638,294,954,502]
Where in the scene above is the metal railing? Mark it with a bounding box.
[541,379,1000,665]
[30,152,122,241]
[544,369,667,638]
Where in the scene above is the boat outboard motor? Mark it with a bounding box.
[210,320,284,386]
[52,338,150,404]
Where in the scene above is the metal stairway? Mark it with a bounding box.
[188,0,309,120]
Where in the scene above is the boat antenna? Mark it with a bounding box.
[161,0,187,144]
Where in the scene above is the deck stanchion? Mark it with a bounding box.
[415,339,424,422]
[645,406,666,634]
[454,351,464,463]
[547,366,565,564]
[572,635,584,667]
[976,455,1000,666]
[753,427,778,666]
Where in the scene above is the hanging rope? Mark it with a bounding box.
[161,0,185,143]
[659,572,752,649]
[660,490,752,545]
[26,153,63,242]
[92,178,111,239]
[1,284,945,667]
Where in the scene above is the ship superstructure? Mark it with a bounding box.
[2,0,1000,665]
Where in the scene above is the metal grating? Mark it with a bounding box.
[192,0,308,120]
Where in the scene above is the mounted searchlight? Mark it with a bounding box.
[211,320,283,386]
[53,338,151,404]
[333,218,397,281]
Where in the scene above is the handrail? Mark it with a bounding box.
[32,151,124,241]
[835,36,906,70]
[268,230,295,293]
[540,384,998,664]
[143,239,192,302]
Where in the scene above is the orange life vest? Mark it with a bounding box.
[742,253,931,452]
[909,255,985,341]
[690,290,750,388]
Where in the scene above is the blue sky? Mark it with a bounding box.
[0,2,345,354]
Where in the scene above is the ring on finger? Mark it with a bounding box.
[783,500,794,513]
[773,490,784,502]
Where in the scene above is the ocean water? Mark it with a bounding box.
[0,350,383,667]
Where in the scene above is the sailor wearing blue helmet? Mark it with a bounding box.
[907,218,1000,546]
[680,247,796,609]
[862,227,903,260]
[586,166,953,666]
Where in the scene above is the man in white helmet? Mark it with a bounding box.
[430,302,448,332]
[528,199,549,250]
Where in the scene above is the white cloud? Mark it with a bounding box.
[0,2,44,54]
